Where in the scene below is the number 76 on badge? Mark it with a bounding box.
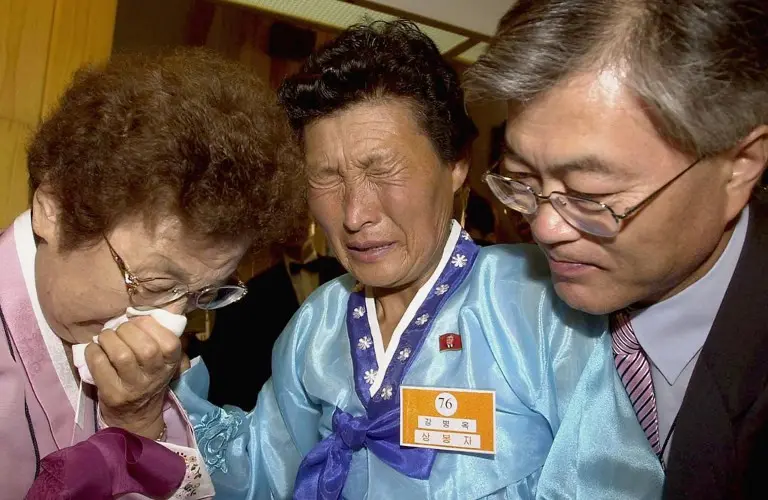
[399,385,496,454]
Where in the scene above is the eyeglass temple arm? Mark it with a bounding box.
[612,157,704,222]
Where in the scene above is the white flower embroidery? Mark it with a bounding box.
[461,230,471,241]
[357,336,372,350]
[397,347,412,362]
[415,313,430,326]
[435,284,450,296]
[381,385,394,400]
[352,306,366,319]
[451,254,468,268]
[364,369,378,385]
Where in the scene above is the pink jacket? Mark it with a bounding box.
[0,212,214,499]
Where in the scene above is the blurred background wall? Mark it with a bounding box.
[1,0,117,228]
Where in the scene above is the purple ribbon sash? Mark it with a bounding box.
[25,428,185,499]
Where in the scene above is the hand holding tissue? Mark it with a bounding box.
[73,307,188,384]
[72,307,187,438]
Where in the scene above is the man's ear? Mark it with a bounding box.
[724,125,768,219]
[31,187,60,247]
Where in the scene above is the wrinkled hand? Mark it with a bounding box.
[85,316,182,440]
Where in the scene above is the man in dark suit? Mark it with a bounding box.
[465,1,768,498]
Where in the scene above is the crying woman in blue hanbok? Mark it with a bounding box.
[174,21,664,500]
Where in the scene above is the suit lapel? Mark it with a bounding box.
[666,202,768,497]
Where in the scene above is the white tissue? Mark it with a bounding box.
[72,307,188,385]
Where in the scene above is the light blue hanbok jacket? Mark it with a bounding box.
[175,224,663,500]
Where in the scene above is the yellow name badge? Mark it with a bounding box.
[400,386,496,455]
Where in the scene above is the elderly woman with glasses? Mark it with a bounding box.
[0,49,301,498]
[174,21,663,500]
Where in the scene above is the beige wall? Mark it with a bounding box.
[0,0,117,228]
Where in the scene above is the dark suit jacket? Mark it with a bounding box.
[665,201,768,499]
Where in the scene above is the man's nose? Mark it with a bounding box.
[527,202,581,246]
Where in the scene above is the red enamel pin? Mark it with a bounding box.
[439,333,462,352]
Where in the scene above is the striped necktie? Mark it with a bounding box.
[611,310,661,455]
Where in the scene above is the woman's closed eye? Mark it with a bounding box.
[139,278,181,294]
[308,171,342,189]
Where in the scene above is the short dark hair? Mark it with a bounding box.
[28,48,304,251]
[464,0,768,157]
[278,20,477,163]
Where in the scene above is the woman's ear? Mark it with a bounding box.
[31,187,60,247]
[451,159,470,194]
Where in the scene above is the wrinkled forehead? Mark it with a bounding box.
[503,68,680,177]
[303,100,428,168]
